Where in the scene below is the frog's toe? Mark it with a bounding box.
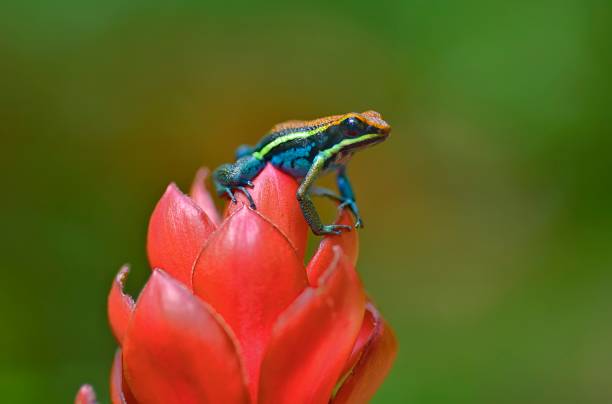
[337,199,363,228]
[237,186,256,209]
[223,188,237,204]
[337,200,350,210]
[337,199,357,211]
[318,224,353,235]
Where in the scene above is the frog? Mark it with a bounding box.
[212,110,391,235]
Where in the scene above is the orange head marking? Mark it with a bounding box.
[268,110,391,137]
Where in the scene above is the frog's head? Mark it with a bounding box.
[328,110,391,154]
[340,110,390,138]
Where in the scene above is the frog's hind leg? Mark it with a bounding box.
[335,167,363,228]
[310,170,364,228]
[235,144,255,159]
[310,186,343,202]
[213,156,265,209]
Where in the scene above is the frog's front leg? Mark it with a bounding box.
[296,155,352,236]
[213,155,265,209]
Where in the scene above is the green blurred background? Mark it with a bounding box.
[1,0,611,403]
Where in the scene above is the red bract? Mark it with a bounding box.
[76,165,397,404]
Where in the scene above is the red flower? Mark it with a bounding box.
[77,165,397,404]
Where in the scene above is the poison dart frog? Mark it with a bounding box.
[213,111,391,235]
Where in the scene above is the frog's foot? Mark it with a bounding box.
[222,185,256,209]
[310,187,363,228]
[337,199,364,228]
[315,224,353,236]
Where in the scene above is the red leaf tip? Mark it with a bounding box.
[108,265,135,345]
[332,303,398,404]
[74,384,97,404]
[190,167,222,225]
[147,181,217,287]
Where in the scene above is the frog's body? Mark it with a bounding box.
[213,111,391,235]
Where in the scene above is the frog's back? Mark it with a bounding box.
[251,114,344,178]
[253,114,344,154]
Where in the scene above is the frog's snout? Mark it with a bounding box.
[370,124,391,137]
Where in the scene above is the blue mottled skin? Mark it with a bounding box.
[270,146,313,178]
[212,111,391,236]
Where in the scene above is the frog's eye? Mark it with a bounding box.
[341,117,364,136]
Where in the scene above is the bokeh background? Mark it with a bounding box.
[1,1,611,403]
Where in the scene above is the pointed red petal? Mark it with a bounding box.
[224,164,308,259]
[307,208,359,284]
[147,183,216,287]
[258,247,366,404]
[190,167,221,226]
[340,305,377,377]
[333,303,398,404]
[108,265,135,345]
[75,384,97,404]
[123,270,250,404]
[110,350,125,404]
[193,206,308,399]
[110,349,137,404]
